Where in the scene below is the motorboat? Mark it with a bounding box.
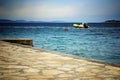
[73,23,89,28]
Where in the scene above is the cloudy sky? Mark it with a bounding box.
[0,0,120,22]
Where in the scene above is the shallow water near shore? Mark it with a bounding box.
[0,23,120,64]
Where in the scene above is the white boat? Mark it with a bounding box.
[73,23,89,28]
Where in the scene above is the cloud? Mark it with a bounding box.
[74,0,120,16]
[1,2,77,20]
[0,0,120,21]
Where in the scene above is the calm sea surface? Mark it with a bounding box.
[0,23,120,64]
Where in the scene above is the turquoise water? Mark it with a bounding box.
[0,23,120,64]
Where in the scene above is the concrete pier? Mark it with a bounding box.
[0,41,120,80]
[0,38,33,46]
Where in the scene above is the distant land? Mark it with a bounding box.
[0,19,43,23]
[0,19,74,26]
[105,20,120,23]
[0,19,120,26]
[0,19,120,23]
[0,19,13,23]
[0,19,65,23]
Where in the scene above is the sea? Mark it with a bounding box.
[0,23,120,64]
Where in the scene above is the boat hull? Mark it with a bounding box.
[73,24,89,28]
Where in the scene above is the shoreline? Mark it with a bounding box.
[0,40,120,79]
[18,44,120,67]
[1,38,120,67]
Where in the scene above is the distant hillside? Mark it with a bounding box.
[105,20,120,23]
[0,19,64,23]
[0,19,28,23]
[15,20,27,22]
[0,19,13,23]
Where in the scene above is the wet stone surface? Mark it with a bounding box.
[0,41,120,80]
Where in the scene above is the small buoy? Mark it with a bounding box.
[64,27,68,31]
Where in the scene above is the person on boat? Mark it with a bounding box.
[83,23,88,28]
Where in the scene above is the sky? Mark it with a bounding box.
[0,0,120,22]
